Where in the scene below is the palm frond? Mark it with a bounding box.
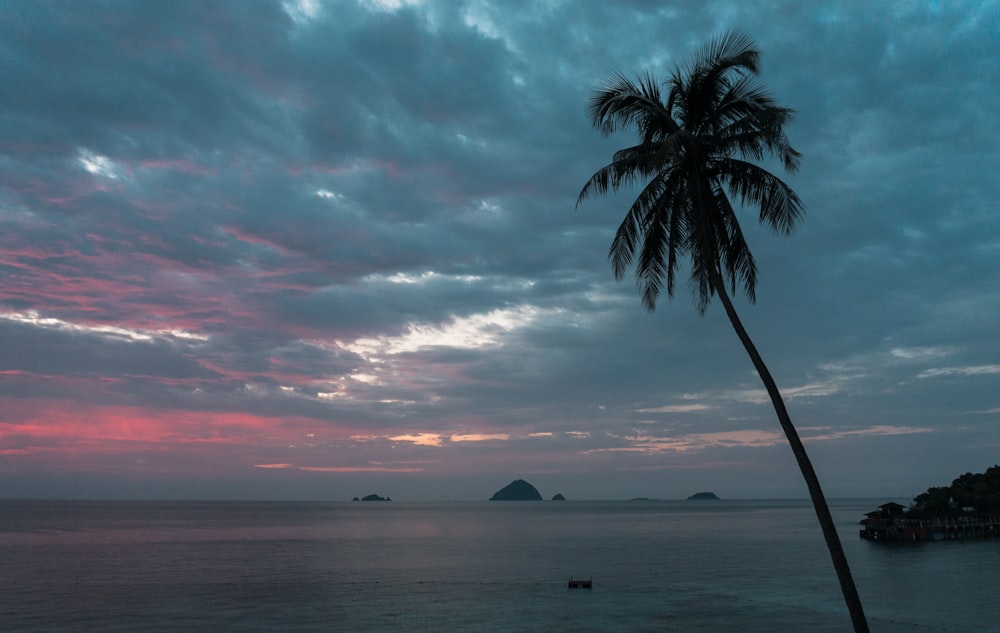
[681,187,720,314]
[635,216,668,310]
[715,77,778,128]
[588,72,675,138]
[685,31,760,127]
[713,188,758,303]
[615,172,689,309]
[608,173,667,278]
[576,144,662,205]
[717,159,804,235]
[687,247,715,315]
[701,31,760,76]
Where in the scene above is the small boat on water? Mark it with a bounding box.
[567,576,592,589]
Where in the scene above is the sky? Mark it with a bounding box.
[1,0,998,501]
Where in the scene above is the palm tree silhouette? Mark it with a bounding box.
[577,31,869,633]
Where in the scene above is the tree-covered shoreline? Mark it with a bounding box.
[908,465,1000,516]
[860,466,1000,543]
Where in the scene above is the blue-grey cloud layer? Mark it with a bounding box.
[1,0,997,499]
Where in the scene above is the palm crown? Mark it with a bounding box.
[577,31,803,314]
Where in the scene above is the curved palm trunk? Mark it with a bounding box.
[711,274,870,633]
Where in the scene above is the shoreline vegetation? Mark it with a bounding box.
[860,465,1000,542]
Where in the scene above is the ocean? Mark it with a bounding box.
[1,498,997,632]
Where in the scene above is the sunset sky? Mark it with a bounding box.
[2,0,997,501]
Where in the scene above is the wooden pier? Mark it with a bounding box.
[860,503,1000,542]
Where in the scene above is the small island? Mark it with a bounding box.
[352,493,391,501]
[860,465,1000,542]
[687,492,720,500]
[551,493,566,501]
[489,479,542,501]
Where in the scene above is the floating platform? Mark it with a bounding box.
[860,503,1000,542]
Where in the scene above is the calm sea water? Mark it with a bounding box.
[1,499,997,632]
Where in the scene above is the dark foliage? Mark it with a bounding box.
[911,465,1000,515]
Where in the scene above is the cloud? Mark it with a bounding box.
[254,463,425,473]
[341,304,547,357]
[387,433,445,447]
[450,433,510,442]
[801,425,934,441]
[586,424,933,456]
[1,0,998,499]
[637,404,714,414]
[1,310,208,344]
[917,365,1000,379]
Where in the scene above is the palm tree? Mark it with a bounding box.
[577,31,869,633]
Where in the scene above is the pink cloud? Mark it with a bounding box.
[0,399,363,454]
[255,464,425,473]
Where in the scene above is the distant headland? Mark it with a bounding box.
[687,492,720,500]
[489,479,543,501]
